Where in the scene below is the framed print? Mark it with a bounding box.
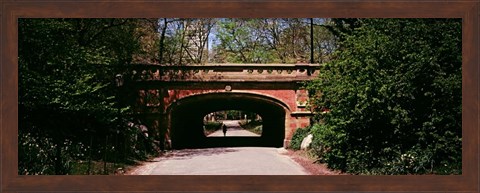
[1,0,478,192]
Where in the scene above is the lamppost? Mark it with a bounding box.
[113,74,124,173]
[115,74,124,87]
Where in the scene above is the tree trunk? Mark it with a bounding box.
[158,18,168,64]
[310,18,314,64]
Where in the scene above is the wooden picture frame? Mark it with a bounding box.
[1,0,478,192]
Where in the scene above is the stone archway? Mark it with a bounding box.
[167,92,290,149]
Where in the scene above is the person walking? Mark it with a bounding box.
[222,124,227,137]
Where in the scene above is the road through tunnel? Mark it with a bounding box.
[168,92,288,149]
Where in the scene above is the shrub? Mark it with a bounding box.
[306,19,462,174]
[288,126,311,150]
[203,121,223,135]
[238,120,263,135]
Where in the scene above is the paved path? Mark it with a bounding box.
[208,120,260,137]
[128,147,309,175]
[128,120,308,175]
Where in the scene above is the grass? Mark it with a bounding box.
[204,121,223,136]
[70,152,159,175]
[238,120,263,135]
[70,160,131,175]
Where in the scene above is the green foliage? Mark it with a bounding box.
[238,120,263,135]
[288,127,311,150]
[19,131,62,175]
[306,19,461,174]
[18,19,156,175]
[215,19,271,63]
[213,18,336,63]
[225,110,243,120]
[204,121,223,135]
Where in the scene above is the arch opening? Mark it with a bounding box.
[168,92,287,149]
[203,110,263,137]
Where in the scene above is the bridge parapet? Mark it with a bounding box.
[130,63,321,82]
[128,63,318,149]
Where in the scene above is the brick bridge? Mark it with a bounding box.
[127,63,320,149]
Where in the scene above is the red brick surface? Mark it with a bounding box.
[136,88,311,147]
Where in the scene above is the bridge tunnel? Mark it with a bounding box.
[168,92,288,149]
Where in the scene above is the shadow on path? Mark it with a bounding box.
[163,148,239,161]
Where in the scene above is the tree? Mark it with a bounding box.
[146,18,217,65]
[306,19,461,174]
[18,19,147,174]
[212,18,336,64]
[213,18,272,63]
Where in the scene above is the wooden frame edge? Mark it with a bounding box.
[1,1,479,192]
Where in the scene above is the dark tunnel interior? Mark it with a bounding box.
[169,92,287,149]
[203,110,262,137]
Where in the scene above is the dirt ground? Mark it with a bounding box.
[282,149,344,175]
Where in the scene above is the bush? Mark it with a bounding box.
[288,126,311,150]
[203,121,223,135]
[306,19,462,174]
[238,120,263,135]
[18,123,159,175]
